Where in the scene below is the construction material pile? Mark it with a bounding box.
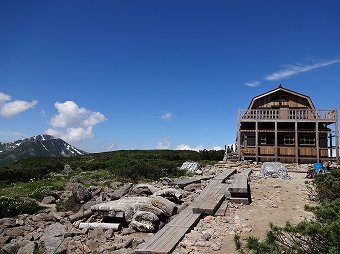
[260,162,292,180]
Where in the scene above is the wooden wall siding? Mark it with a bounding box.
[259,146,275,155]
[299,147,317,157]
[278,147,295,156]
[252,91,312,109]
[320,149,328,157]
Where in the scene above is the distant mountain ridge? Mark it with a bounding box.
[0,134,86,165]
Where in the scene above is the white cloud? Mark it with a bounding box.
[211,145,223,150]
[161,112,173,120]
[50,101,106,128]
[176,144,223,151]
[106,143,118,151]
[245,81,261,87]
[156,138,171,149]
[176,144,204,151]
[265,59,340,81]
[46,101,106,143]
[0,130,26,142]
[45,126,95,143]
[0,92,37,118]
[0,92,11,103]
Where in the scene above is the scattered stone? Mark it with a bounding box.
[17,241,35,254]
[62,164,73,174]
[41,196,56,204]
[40,223,67,254]
[111,183,133,200]
[211,243,221,251]
[88,228,105,242]
[201,232,212,241]
[0,243,19,254]
[0,218,16,228]
[105,228,115,239]
[72,183,92,202]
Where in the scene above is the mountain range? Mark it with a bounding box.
[0,134,86,165]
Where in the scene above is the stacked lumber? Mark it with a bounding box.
[225,169,252,204]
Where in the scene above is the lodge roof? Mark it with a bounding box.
[247,85,315,109]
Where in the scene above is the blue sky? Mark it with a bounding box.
[1,0,340,152]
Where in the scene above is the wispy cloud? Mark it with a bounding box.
[176,144,204,151]
[156,137,171,149]
[0,130,27,142]
[175,144,223,151]
[245,81,261,87]
[265,59,340,81]
[161,112,173,120]
[0,92,37,118]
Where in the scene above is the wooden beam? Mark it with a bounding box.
[335,109,339,163]
[255,121,258,162]
[275,121,278,161]
[237,109,241,161]
[295,121,298,164]
[316,121,320,162]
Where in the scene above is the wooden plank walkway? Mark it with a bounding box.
[169,176,213,188]
[192,169,236,214]
[136,169,237,254]
[226,169,252,204]
[135,206,201,254]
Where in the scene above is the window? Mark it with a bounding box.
[280,95,288,102]
[299,136,315,145]
[271,94,289,102]
[284,135,294,145]
[271,95,279,101]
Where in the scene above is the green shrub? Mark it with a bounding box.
[0,196,43,218]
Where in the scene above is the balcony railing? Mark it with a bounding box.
[239,109,337,121]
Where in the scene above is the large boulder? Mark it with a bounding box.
[40,223,67,254]
[72,183,92,202]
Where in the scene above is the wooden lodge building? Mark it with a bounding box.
[237,85,339,163]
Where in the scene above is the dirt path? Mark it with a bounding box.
[174,171,315,254]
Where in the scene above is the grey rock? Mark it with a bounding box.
[62,164,73,174]
[41,196,56,204]
[0,218,16,228]
[0,236,11,246]
[4,227,24,237]
[104,229,114,239]
[85,239,100,250]
[0,243,19,254]
[72,183,92,202]
[88,228,105,242]
[17,241,35,254]
[111,183,133,200]
[40,223,67,254]
[201,232,212,241]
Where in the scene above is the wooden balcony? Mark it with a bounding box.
[239,109,337,122]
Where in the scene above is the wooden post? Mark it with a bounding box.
[335,109,339,163]
[329,133,333,158]
[275,121,278,161]
[255,121,258,162]
[295,121,298,164]
[316,121,320,162]
[237,109,241,161]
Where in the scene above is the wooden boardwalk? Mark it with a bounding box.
[136,169,237,254]
[169,176,214,188]
[192,169,236,214]
[226,169,252,204]
[135,206,200,254]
